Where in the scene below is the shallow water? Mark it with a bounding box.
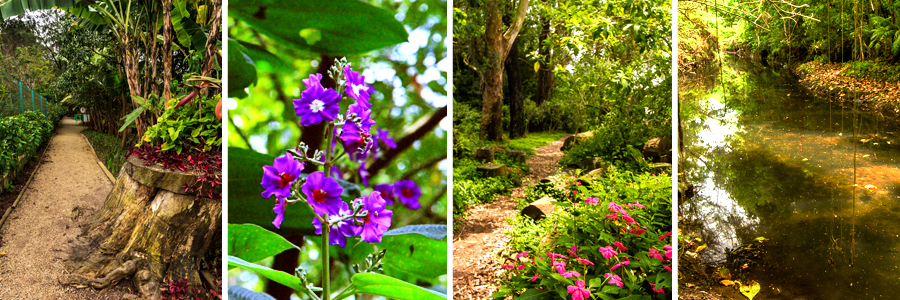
[680,56,900,299]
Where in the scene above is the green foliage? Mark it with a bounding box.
[452,154,528,222]
[82,129,130,177]
[0,111,55,174]
[140,95,221,154]
[452,101,483,157]
[507,132,566,156]
[498,169,673,299]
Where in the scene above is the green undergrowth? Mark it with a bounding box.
[453,152,529,227]
[507,132,566,156]
[498,168,673,298]
[82,129,130,177]
[843,60,900,83]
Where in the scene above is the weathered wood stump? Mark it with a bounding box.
[507,150,526,163]
[560,131,593,151]
[477,163,508,178]
[474,147,495,163]
[522,196,556,221]
[642,137,672,163]
[59,156,221,299]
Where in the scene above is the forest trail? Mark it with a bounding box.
[0,118,128,299]
[452,135,570,300]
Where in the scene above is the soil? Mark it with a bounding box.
[0,142,49,220]
[0,117,131,299]
[452,135,570,300]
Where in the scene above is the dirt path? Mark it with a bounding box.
[452,135,570,300]
[0,118,128,299]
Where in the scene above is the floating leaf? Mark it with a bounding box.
[720,280,736,286]
[753,237,767,241]
[739,281,761,300]
[695,244,707,252]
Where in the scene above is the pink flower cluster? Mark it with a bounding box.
[604,203,637,224]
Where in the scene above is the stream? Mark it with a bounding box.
[680,56,900,299]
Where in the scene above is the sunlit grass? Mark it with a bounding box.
[507,132,567,156]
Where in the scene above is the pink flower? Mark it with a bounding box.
[552,259,567,274]
[567,280,590,300]
[531,273,540,282]
[598,246,618,259]
[517,265,525,271]
[649,283,665,294]
[613,241,627,251]
[572,245,579,252]
[605,212,619,220]
[664,246,672,259]
[622,214,636,224]
[585,197,598,204]
[663,265,672,272]
[632,201,645,208]
[515,251,529,259]
[605,273,624,287]
[575,258,594,266]
[502,265,515,269]
[560,270,581,278]
[607,202,624,213]
[567,249,579,258]
[610,257,630,271]
[648,248,664,260]
[659,231,672,241]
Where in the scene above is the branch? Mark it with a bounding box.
[401,155,446,180]
[367,106,447,176]
[502,0,531,57]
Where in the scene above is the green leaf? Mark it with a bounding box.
[515,288,553,300]
[228,256,303,290]
[228,224,300,264]
[118,106,146,132]
[171,0,193,49]
[383,224,447,240]
[380,230,447,284]
[230,0,408,55]
[227,40,258,97]
[228,286,276,300]
[0,0,76,21]
[351,273,446,300]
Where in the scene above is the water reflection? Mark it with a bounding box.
[681,56,900,299]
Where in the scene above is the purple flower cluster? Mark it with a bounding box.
[373,179,422,210]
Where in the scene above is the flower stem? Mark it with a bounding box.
[323,222,331,300]
[324,122,335,177]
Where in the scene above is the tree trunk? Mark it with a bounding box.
[201,0,223,97]
[481,1,505,141]
[505,38,525,138]
[535,13,553,106]
[162,0,174,107]
[59,156,221,299]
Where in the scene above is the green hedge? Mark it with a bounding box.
[0,104,63,175]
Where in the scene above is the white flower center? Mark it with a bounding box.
[309,99,325,113]
[351,84,366,95]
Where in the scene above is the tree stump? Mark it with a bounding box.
[507,150,526,163]
[60,156,221,298]
[522,196,556,221]
[474,147,495,163]
[477,163,507,178]
[642,137,672,163]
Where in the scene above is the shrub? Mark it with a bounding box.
[496,169,672,299]
[0,111,56,174]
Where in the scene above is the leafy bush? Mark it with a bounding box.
[497,169,672,299]
[453,154,529,222]
[453,101,483,157]
[82,129,130,177]
[0,111,55,174]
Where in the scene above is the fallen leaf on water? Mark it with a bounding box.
[742,264,749,269]
[739,281,761,300]
[721,280,736,286]
[696,244,707,252]
[717,266,732,280]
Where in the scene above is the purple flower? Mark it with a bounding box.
[261,153,304,199]
[360,191,393,243]
[343,65,375,106]
[377,128,397,149]
[374,183,396,205]
[605,273,624,287]
[303,171,345,215]
[294,73,341,126]
[330,165,343,180]
[313,202,362,248]
[272,196,287,229]
[566,280,590,300]
[358,164,371,188]
[340,102,376,159]
[599,246,618,259]
[395,179,422,210]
